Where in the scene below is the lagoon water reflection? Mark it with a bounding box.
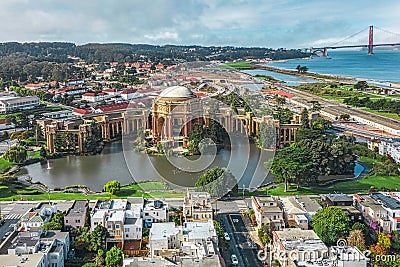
[19,141,275,191]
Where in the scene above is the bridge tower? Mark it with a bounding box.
[368,25,374,55]
[323,47,328,57]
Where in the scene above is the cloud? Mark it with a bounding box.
[144,31,179,41]
[0,0,399,48]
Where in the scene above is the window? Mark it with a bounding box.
[116,224,120,229]
[126,234,129,238]
[65,220,69,223]
[125,228,130,232]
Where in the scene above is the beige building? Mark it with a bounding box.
[272,228,328,267]
[251,196,285,230]
[183,192,213,222]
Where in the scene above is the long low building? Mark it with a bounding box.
[0,96,40,113]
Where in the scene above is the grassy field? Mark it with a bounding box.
[359,107,400,120]
[222,61,253,69]
[0,181,184,201]
[121,182,166,191]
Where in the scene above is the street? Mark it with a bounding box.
[218,211,263,267]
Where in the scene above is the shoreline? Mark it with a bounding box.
[255,60,400,89]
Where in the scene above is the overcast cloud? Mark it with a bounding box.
[0,0,399,48]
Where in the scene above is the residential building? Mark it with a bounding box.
[6,230,70,267]
[278,196,308,229]
[149,220,217,259]
[143,199,168,227]
[251,196,284,230]
[379,139,400,163]
[183,192,213,222]
[0,253,46,267]
[330,246,368,267]
[272,228,328,267]
[82,92,110,103]
[123,217,143,240]
[64,200,88,230]
[121,88,139,100]
[20,204,57,236]
[0,96,40,113]
[322,194,354,206]
[322,194,362,222]
[370,193,400,232]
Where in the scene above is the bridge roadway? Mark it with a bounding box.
[311,43,400,51]
[275,84,400,135]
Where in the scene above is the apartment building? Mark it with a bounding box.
[183,192,213,222]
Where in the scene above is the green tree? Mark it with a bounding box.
[43,212,64,230]
[213,220,223,238]
[377,232,391,249]
[273,107,293,124]
[103,180,121,195]
[269,145,318,192]
[354,81,368,90]
[312,206,350,245]
[105,246,123,267]
[90,225,109,252]
[195,167,238,197]
[96,248,106,266]
[74,227,91,251]
[300,108,310,128]
[3,145,27,163]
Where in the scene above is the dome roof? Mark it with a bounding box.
[159,86,196,99]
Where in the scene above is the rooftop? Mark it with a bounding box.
[0,253,45,267]
[274,228,327,252]
[371,193,400,210]
[159,86,196,99]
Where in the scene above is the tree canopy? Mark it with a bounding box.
[269,145,318,192]
[312,206,350,245]
[195,167,238,197]
[105,246,123,267]
[103,180,121,195]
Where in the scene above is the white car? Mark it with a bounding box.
[224,232,230,241]
[231,254,239,265]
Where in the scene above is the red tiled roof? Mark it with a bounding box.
[83,93,95,97]
[73,109,92,115]
[95,102,129,112]
[194,92,207,97]
[267,91,294,99]
[104,88,118,93]
[121,88,137,94]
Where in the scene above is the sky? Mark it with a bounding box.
[1,0,399,48]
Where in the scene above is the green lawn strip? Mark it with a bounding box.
[266,185,322,196]
[0,181,184,201]
[359,107,400,120]
[221,61,253,69]
[121,182,166,191]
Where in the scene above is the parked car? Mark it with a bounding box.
[231,254,239,265]
[224,232,230,241]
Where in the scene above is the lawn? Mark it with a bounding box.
[359,107,400,120]
[262,174,400,196]
[0,182,185,201]
[121,182,166,191]
[265,185,322,196]
[0,158,14,172]
[221,61,253,69]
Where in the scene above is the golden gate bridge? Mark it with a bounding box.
[304,25,400,56]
